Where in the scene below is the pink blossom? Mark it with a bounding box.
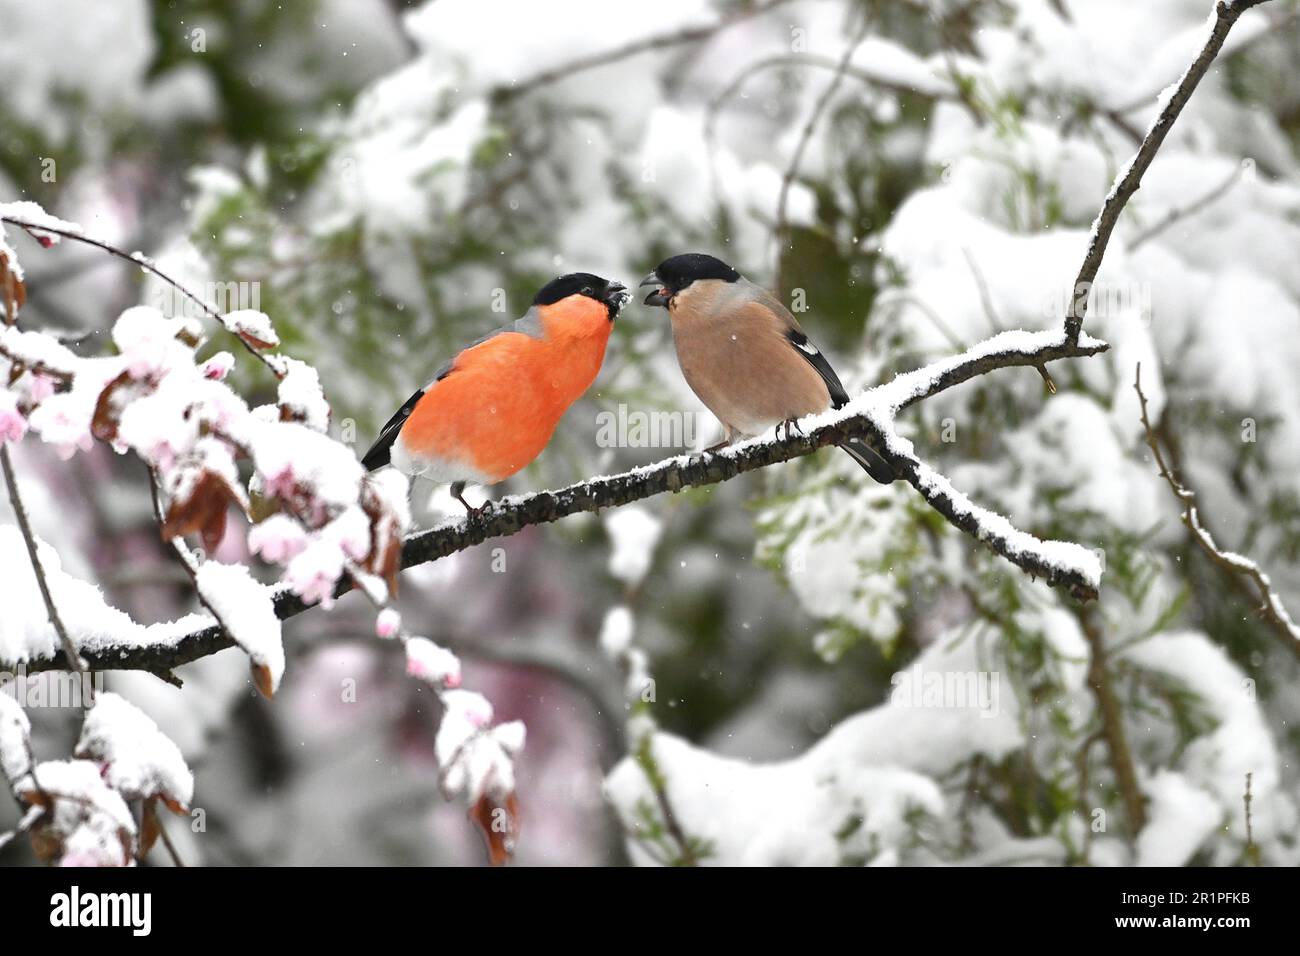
[325,507,371,562]
[201,352,235,381]
[405,638,461,688]
[375,608,401,639]
[29,373,55,403]
[0,392,27,443]
[144,440,178,473]
[28,398,93,459]
[442,689,491,728]
[285,539,345,609]
[54,432,94,461]
[248,514,309,564]
[261,462,298,500]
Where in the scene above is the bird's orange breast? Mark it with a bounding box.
[400,297,612,483]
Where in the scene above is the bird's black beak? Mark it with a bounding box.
[602,280,629,320]
[640,272,670,308]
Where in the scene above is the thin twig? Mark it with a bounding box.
[1128,162,1245,251]
[144,465,225,687]
[155,811,186,868]
[1242,771,1259,864]
[961,248,1055,392]
[1078,605,1148,833]
[492,0,791,103]
[1064,0,1274,342]
[0,443,91,698]
[772,16,874,294]
[1134,364,1300,655]
[0,216,284,379]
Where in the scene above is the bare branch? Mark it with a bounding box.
[772,16,873,294]
[1078,605,1148,832]
[1064,0,1274,342]
[1128,161,1245,251]
[0,215,285,379]
[153,806,186,868]
[492,0,791,104]
[1134,364,1300,656]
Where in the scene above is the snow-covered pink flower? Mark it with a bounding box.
[200,351,235,381]
[29,372,55,403]
[442,689,492,728]
[375,608,401,639]
[405,637,460,686]
[112,306,192,379]
[261,462,298,500]
[248,514,309,564]
[27,393,94,459]
[323,506,370,562]
[284,538,346,608]
[0,390,27,443]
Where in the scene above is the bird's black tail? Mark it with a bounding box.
[838,439,897,484]
[361,442,392,472]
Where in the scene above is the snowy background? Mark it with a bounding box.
[2,0,1299,866]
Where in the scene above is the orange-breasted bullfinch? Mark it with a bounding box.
[362,273,629,511]
[640,253,896,483]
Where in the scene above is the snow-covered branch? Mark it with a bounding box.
[12,325,1109,682]
[389,328,1109,598]
[1064,0,1274,342]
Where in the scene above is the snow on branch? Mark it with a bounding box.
[11,324,1109,682]
[386,328,1110,599]
[1064,0,1274,342]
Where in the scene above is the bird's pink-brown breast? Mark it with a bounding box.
[399,295,612,483]
[669,281,832,437]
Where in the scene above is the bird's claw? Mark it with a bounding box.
[778,418,805,441]
[453,488,493,519]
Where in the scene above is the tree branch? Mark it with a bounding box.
[1128,161,1245,251]
[1134,364,1300,656]
[491,0,791,104]
[0,215,285,379]
[772,16,873,295]
[1064,0,1273,342]
[15,328,1109,676]
[1078,605,1147,833]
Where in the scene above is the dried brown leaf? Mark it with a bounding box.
[162,469,243,551]
[469,792,519,866]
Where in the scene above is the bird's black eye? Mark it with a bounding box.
[581,286,593,296]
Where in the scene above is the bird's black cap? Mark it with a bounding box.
[640,253,740,307]
[533,272,629,319]
[649,253,740,292]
